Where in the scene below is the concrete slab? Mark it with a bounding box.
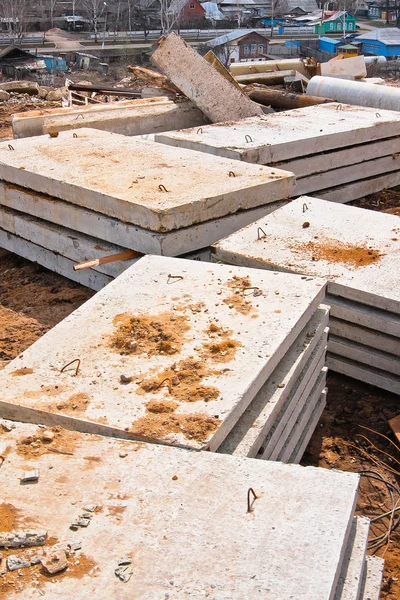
[291,390,327,464]
[12,99,208,139]
[330,318,400,357]
[230,58,310,77]
[0,206,139,278]
[267,362,327,462]
[155,104,400,164]
[213,197,400,315]
[329,335,400,376]
[295,154,400,196]
[358,556,384,600]
[328,296,400,338]
[318,170,400,203]
[327,354,400,395]
[320,56,367,79]
[0,182,288,256]
[259,342,327,460]
[333,517,370,600]
[151,33,263,123]
[0,420,359,600]
[0,129,294,233]
[275,369,328,463]
[269,137,400,179]
[0,255,327,450]
[216,307,329,457]
[0,229,111,291]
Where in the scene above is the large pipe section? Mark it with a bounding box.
[307,76,400,112]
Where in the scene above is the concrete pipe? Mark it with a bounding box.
[307,76,400,112]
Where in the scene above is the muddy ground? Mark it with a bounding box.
[0,104,399,596]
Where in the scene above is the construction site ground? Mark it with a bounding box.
[0,102,399,597]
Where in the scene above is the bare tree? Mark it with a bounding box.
[159,0,185,33]
[81,0,107,41]
[0,0,30,41]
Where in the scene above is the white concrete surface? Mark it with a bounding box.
[295,154,400,196]
[230,59,309,77]
[327,354,400,394]
[328,296,400,338]
[0,206,138,278]
[333,517,370,600]
[0,129,294,232]
[330,318,400,357]
[0,229,111,291]
[268,362,327,462]
[0,256,326,450]
[358,556,384,600]
[217,307,329,457]
[0,182,287,256]
[274,368,327,463]
[318,170,400,203]
[291,390,327,464]
[213,197,400,314]
[270,137,400,179]
[152,33,263,123]
[329,335,400,376]
[320,56,367,79]
[155,104,400,164]
[0,420,359,600]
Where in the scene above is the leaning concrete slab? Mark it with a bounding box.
[0,229,111,291]
[327,354,400,395]
[0,420,359,599]
[0,206,139,278]
[155,104,400,164]
[0,129,294,232]
[151,33,263,123]
[330,318,400,357]
[213,197,400,314]
[0,182,288,256]
[274,368,327,463]
[333,517,370,600]
[320,55,367,79]
[358,556,385,600]
[0,256,326,450]
[329,335,400,377]
[291,390,327,464]
[217,308,329,457]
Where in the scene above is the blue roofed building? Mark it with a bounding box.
[318,36,341,54]
[355,28,400,57]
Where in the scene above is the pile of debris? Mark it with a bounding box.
[213,197,400,395]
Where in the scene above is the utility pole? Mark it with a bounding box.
[271,0,274,39]
[73,0,76,31]
[102,2,108,49]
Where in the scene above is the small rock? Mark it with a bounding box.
[118,557,132,566]
[77,518,90,528]
[7,555,30,571]
[42,430,54,442]
[68,541,82,552]
[115,565,133,583]
[120,374,132,385]
[82,505,96,513]
[69,523,79,531]
[41,549,68,575]
[119,452,128,458]
[20,469,39,483]
[302,221,310,228]
[172,475,178,481]
[0,422,12,432]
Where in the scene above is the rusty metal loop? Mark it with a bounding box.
[228,171,236,177]
[247,487,258,513]
[8,144,14,151]
[158,184,169,192]
[197,127,203,134]
[245,134,253,143]
[257,227,267,240]
[60,358,81,376]
[73,133,78,138]
[303,203,308,213]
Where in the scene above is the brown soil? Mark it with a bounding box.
[130,410,220,442]
[0,502,26,532]
[14,426,80,459]
[287,238,383,268]
[139,357,220,404]
[351,186,400,216]
[110,311,190,356]
[54,392,90,415]
[223,275,258,315]
[10,367,34,376]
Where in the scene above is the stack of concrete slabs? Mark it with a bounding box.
[0,128,294,285]
[217,304,329,463]
[0,419,364,599]
[154,103,400,202]
[0,255,326,452]
[212,196,400,394]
